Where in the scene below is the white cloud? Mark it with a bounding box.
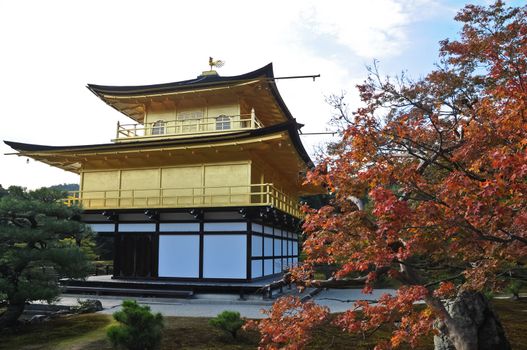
[296,0,441,59]
[0,0,457,188]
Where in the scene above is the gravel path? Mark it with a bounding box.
[49,288,396,319]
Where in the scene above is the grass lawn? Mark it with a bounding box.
[0,313,113,350]
[1,298,526,349]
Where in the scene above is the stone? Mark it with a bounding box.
[29,314,49,323]
[434,291,511,350]
[75,299,103,313]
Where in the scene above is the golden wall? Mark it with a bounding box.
[251,158,297,196]
[80,161,251,207]
[144,103,241,135]
[78,150,302,214]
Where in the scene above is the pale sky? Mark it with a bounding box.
[0,0,515,189]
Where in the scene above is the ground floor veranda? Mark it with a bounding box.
[83,206,300,283]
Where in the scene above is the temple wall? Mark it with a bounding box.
[83,209,300,281]
[145,103,176,124]
[80,161,251,207]
[144,103,240,134]
[251,157,298,202]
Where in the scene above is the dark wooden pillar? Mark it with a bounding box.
[247,220,252,280]
[112,220,121,278]
[199,214,204,279]
[152,220,160,278]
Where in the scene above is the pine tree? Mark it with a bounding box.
[0,186,92,328]
[107,300,164,350]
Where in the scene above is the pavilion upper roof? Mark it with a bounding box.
[87,63,295,125]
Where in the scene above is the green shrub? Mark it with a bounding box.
[107,300,164,350]
[483,289,495,300]
[209,310,244,338]
[506,280,523,300]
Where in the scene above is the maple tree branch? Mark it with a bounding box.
[424,273,464,288]
[395,138,462,178]
[396,262,425,285]
[403,178,450,206]
[304,276,368,288]
[363,323,386,339]
[499,229,527,245]
[316,297,360,303]
[396,260,466,272]
[265,266,396,291]
[423,294,452,324]
[347,196,365,211]
[461,220,520,245]
[387,125,487,183]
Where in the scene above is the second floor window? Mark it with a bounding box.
[152,120,165,135]
[216,115,231,130]
[178,110,204,133]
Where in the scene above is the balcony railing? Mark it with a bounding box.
[64,183,301,218]
[115,112,263,141]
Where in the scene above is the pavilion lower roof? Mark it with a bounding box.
[5,121,317,194]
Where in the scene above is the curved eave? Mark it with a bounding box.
[4,121,313,169]
[87,63,275,96]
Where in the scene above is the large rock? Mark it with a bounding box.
[28,314,49,324]
[22,304,72,321]
[75,299,103,313]
[434,291,511,350]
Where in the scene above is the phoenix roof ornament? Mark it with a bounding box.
[208,57,225,70]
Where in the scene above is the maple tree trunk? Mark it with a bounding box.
[0,303,25,329]
[433,291,511,350]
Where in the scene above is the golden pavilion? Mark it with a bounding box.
[5,63,317,282]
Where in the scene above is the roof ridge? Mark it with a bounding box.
[87,63,274,95]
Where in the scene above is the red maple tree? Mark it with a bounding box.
[249,2,526,349]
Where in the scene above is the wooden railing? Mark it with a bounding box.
[115,112,263,140]
[64,183,301,218]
